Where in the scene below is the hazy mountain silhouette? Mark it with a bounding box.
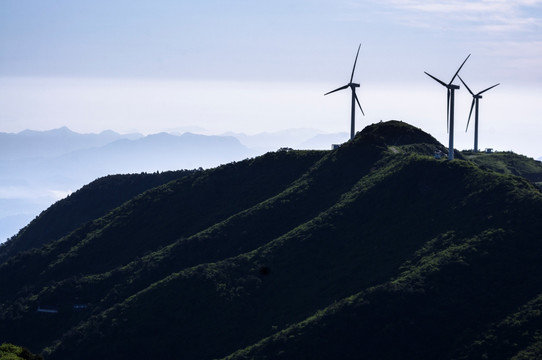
[48,132,255,175]
[297,132,350,149]
[0,129,256,242]
[1,126,353,243]
[2,121,542,359]
[223,128,348,151]
[0,127,142,161]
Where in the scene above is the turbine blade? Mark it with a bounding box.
[466,99,475,132]
[458,75,474,96]
[350,44,362,84]
[478,83,500,95]
[449,53,471,84]
[354,91,365,116]
[447,88,450,133]
[425,72,448,87]
[324,84,349,96]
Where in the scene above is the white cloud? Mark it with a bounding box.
[482,40,542,57]
[379,0,542,33]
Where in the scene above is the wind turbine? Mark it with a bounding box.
[458,76,500,153]
[425,54,470,160]
[325,44,364,140]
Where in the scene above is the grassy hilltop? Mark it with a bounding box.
[1,120,542,360]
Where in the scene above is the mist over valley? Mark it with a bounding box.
[0,127,347,242]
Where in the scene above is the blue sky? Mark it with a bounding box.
[1,0,541,157]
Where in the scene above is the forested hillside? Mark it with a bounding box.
[0,170,194,262]
[465,150,542,189]
[1,121,541,360]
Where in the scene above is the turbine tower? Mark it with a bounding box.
[325,44,364,140]
[458,76,500,153]
[425,54,470,160]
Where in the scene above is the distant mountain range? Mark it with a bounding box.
[2,121,542,359]
[0,127,348,243]
[0,126,142,161]
[223,129,348,151]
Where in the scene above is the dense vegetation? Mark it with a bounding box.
[464,150,542,189]
[0,343,42,360]
[0,170,195,262]
[1,121,541,359]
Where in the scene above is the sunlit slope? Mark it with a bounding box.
[465,150,542,189]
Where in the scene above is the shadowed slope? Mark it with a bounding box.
[0,171,193,262]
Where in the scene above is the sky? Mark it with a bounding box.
[1,0,541,158]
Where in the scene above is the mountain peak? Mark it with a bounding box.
[53,126,73,133]
[350,120,451,158]
[18,126,76,137]
[359,120,439,146]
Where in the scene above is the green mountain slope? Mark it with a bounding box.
[464,151,542,189]
[0,171,194,262]
[0,343,42,360]
[1,121,541,360]
[0,149,326,352]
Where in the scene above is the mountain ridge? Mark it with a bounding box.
[1,120,542,359]
[0,127,143,161]
[0,130,259,243]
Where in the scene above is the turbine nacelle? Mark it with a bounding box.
[324,44,364,140]
[424,54,471,160]
[458,75,500,152]
[458,75,500,100]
